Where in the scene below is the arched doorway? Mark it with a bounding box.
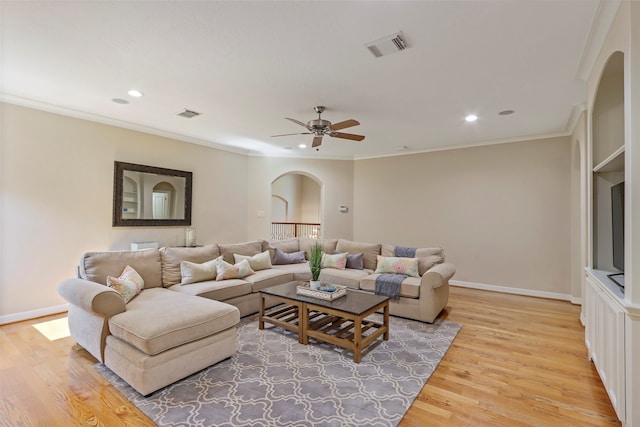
[152,182,176,219]
[271,172,321,240]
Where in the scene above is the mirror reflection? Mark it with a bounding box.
[113,162,192,227]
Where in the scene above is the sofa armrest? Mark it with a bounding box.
[420,262,456,289]
[57,278,126,317]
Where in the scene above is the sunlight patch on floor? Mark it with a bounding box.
[33,317,70,341]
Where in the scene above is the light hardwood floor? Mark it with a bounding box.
[0,286,621,426]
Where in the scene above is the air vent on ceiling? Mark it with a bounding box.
[365,32,407,58]
[177,109,202,118]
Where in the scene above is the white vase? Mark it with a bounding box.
[310,280,321,290]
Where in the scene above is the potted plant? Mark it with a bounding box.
[309,242,323,290]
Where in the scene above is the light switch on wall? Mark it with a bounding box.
[257,210,265,217]
[339,205,348,213]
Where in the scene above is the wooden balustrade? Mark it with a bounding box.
[271,222,320,240]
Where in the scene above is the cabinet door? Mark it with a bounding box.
[603,293,625,420]
[584,276,625,421]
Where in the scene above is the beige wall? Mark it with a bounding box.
[1,102,577,320]
[300,175,320,223]
[570,110,587,302]
[247,157,353,241]
[353,136,573,295]
[0,103,249,320]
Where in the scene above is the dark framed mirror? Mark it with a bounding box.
[113,161,192,227]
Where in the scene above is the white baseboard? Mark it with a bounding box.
[0,304,68,325]
[450,280,576,303]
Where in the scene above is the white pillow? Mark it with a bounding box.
[321,252,348,270]
[375,255,420,278]
[216,258,255,281]
[234,250,272,271]
[107,265,144,303]
[180,257,219,285]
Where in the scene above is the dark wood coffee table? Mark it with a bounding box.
[259,281,389,362]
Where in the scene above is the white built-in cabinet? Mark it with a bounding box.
[584,273,626,419]
[584,49,633,424]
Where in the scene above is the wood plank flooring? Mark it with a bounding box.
[0,286,620,426]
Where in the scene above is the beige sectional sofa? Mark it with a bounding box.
[57,237,454,395]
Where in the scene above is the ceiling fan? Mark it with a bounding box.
[271,106,365,148]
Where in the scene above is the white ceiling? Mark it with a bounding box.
[1,1,611,159]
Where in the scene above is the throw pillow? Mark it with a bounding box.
[331,250,364,270]
[234,250,272,271]
[106,265,144,303]
[272,248,306,265]
[180,257,219,285]
[321,252,348,270]
[216,258,255,281]
[335,239,381,270]
[375,256,420,278]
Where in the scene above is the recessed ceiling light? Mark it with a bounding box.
[465,114,478,122]
[299,144,307,149]
[499,110,515,116]
[112,98,129,104]
[128,89,144,97]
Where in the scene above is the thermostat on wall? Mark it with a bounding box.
[339,205,348,213]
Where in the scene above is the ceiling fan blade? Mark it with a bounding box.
[285,117,309,128]
[332,132,365,141]
[330,119,360,131]
[271,132,312,137]
[312,136,323,147]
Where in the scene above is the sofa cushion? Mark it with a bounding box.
[107,265,144,303]
[108,288,240,356]
[332,251,364,270]
[243,268,294,292]
[169,278,252,301]
[270,262,312,281]
[266,238,299,254]
[360,274,420,298]
[218,241,263,264]
[216,259,254,281]
[381,244,444,275]
[299,238,338,260]
[160,244,220,287]
[180,258,219,285]
[272,248,306,265]
[321,252,348,270]
[375,256,420,278]
[319,267,372,289]
[336,239,381,271]
[81,249,163,288]
[234,250,272,271]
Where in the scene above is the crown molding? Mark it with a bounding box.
[0,94,250,156]
[574,0,622,82]
[353,130,572,161]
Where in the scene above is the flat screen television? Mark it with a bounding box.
[609,181,624,288]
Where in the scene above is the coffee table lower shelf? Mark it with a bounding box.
[304,305,389,363]
[259,291,389,363]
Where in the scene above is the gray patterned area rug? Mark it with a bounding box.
[97,314,461,427]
